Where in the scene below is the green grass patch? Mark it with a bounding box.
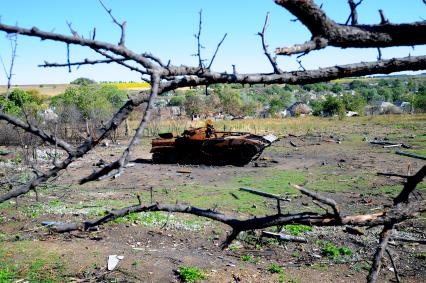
[157,169,305,216]
[307,168,370,193]
[267,263,284,274]
[0,241,68,282]
[320,241,353,258]
[112,211,208,231]
[284,224,313,236]
[241,255,254,262]
[178,266,207,282]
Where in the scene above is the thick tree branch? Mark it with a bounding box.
[161,55,426,92]
[292,184,341,220]
[275,0,426,55]
[0,111,75,154]
[393,165,426,204]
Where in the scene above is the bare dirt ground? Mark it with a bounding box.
[0,116,425,282]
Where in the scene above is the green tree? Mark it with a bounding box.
[168,95,185,106]
[310,100,324,116]
[414,89,426,112]
[183,91,205,116]
[349,80,368,90]
[0,88,47,117]
[322,95,345,117]
[377,87,393,102]
[51,85,126,122]
[331,84,343,94]
[70,77,97,85]
[218,87,243,116]
[342,93,366,115]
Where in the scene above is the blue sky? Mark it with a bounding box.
[0,0,425,85]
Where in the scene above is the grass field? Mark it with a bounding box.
[0,82,150,97]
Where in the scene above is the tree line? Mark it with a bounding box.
[166,76,426,118]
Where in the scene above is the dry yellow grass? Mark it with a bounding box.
[0,82,151,97]
[0,84,69,97]
[140,114,426,137]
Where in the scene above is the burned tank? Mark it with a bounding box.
[151,122,276,166]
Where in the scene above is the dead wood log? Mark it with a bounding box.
[395,151,426,161]
[289,141,298,148]
[262,231,308,243]
[391,236,426,245]
[367,223,394,283]
[386,248,401,283]
[239,187,291,202]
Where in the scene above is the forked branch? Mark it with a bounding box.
[274,0,426,55]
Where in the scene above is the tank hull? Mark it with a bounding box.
[150,127,272,166]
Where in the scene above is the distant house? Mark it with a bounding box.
[379,102,402,114]
[154,106,185,119]
[39,108,58,123]
[365,101,402,115]
[287,102,312,117]
[257,106,271,118]
[394,101,413,113]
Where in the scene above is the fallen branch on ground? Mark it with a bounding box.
[395,151,426,161]
[261,231,307,243]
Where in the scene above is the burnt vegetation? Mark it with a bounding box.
[0,1,425,282]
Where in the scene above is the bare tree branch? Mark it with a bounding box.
[0,112,75,154]
[38,58,130,68]
[44,173,426,250]
[386,248,401,283]
[0,23,157,70]
[98,0,126,46]
[291,183,341,220]
[160,55,426,91]
[194,9,205,68]
[367,223,394,283]
[275,0,426,55]
[207,33,227,69]
[393,165,426,204]
[0,91,150,203]
[345,0,364,26]
[378,9,389,25]
[0,33,18,111]
[258,12,282,74]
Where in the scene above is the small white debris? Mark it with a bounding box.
[107,255,124,271]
